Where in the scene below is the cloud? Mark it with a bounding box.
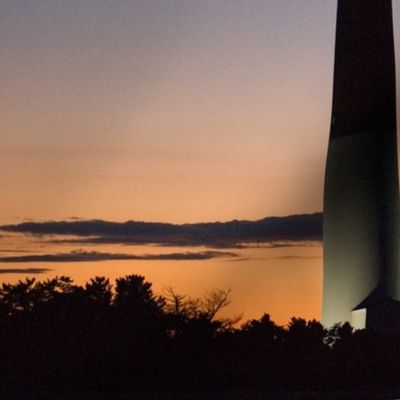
[0,249,37,253]
[223,257,252,263]
[0,250,237,263]
[243,241,321,249]
[0,213,322,248]
[274,255,322,260]
[0,268,51,274]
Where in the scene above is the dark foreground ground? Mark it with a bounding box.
[1,275,400,399]
[1,390,398,400]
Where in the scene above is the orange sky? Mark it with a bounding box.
[3,2,400,224]
[0,231,322,325]
[0,1,340,224]
[2,1,400,324]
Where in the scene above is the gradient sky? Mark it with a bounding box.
[1,0,344,224]
[2,1,400,323]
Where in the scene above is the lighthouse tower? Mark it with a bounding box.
[322,0,400,329]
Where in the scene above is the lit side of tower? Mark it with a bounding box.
[322,0,400,328]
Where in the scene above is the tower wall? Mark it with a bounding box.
[322,0,400,327]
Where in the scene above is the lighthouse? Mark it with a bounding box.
[322,0,400,329]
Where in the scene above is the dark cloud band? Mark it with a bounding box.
[0,268,51,274]
[0,213,322,248]
[0,250,237,263]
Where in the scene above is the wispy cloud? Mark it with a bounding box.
[0,249,37,253]
[223,257,252,263]
[0,268,51,274]
[0,250,237,263]
[0,213,322,248]
[274,255,322,260]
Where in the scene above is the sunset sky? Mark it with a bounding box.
[1,0,341,224]
[2,1,400,324]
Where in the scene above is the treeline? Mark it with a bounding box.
[0,275,399,397]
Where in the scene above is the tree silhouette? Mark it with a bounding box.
[0,273,398,397]
[85,276,113,307]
